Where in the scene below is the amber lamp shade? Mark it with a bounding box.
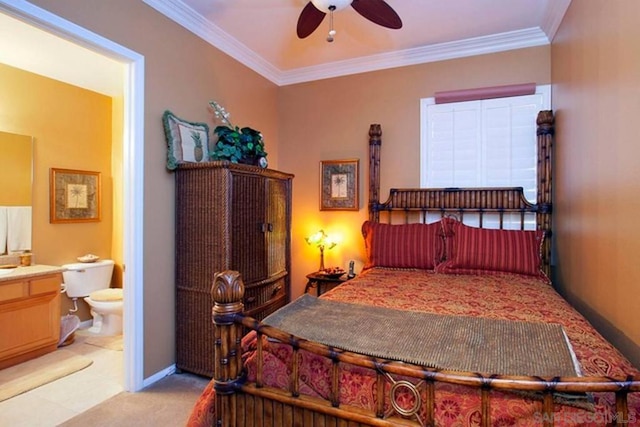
[305,229,337,271]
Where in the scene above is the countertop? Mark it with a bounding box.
[0,264,66,283]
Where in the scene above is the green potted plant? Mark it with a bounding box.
[209,101,268,168]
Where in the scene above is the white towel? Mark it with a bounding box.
[0,207,7,255]
[6,206,31,252]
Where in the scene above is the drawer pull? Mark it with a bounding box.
[246,296,256,304]
[272,285,282,295]
[260,223,274,233]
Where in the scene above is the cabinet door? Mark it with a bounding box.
[231,172,267,284]
[266,177,289,277]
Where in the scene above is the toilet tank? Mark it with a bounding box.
[62,259,115,298]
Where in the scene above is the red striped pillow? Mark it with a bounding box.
[437,219,545,278]
[362,221,443,270]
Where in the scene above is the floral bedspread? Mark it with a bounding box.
[187,268,639,426]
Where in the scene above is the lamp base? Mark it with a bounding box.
[318,247,325,272]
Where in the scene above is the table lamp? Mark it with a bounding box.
[305,230,336,271]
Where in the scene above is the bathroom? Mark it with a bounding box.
[0,58,125,384]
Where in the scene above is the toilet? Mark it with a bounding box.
[62,259,122,335]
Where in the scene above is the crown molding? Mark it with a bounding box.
[540,0,572,42]
[144,0,552,87]
[279,28,549,85]
[142,0,282,83]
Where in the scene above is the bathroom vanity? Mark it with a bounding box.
[0,265,65,369]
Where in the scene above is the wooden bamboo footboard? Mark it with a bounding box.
[212,271,640,427]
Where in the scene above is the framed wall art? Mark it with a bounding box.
[50,168,101,223]
[320,159,359,211]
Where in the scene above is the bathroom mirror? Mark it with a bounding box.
[0,130,33,255]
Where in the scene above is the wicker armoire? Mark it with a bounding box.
[175,161,293,377]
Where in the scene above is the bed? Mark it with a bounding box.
[187,111,639,426]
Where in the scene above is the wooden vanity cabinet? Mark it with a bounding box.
[175,162,293,377]
[0,272,62,369]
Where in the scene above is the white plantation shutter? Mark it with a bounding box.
[425,101,482,188]
[420,85,550,228]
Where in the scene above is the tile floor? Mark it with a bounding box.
[0,328,124,427]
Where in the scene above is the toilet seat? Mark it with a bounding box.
[89,288,123,302]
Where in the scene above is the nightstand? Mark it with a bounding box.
[304,272,353,296]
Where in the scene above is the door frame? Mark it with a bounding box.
[0,0,146,391]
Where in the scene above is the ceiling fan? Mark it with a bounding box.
[297,0,402,42]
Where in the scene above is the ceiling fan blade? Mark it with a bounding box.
[351,0,402,30]
[297,2,327,39]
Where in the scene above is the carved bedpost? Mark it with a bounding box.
[211,270,245,427]
[369,124,382,222]
[536,110,554,277]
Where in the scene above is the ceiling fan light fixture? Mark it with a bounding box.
[311,0,352,14]
[326,5,336,42]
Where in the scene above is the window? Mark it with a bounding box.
[419,85,550,228]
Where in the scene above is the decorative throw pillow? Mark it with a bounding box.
[437,218,545,278]
[162,110,211,170]
[361,221,443,270]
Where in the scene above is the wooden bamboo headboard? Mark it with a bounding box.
[366,110,554,276]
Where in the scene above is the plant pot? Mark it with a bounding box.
[241,155,268,168]
[241,155,258,166]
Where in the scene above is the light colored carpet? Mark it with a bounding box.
[85,334,123,351]
[0,349,93,402]
[59,372,210,427]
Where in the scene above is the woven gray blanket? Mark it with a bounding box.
[263,294,580,377]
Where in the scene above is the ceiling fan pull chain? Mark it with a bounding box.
[327,5,337,42]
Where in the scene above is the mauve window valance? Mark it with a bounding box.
[434,83,536,104]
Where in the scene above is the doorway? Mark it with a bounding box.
[0,1,145,392]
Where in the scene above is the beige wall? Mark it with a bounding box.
[0,63,114,320]
[16,0,639,379]
[279,47,551,298]
[551,0,640,366]
[26,0,279,378]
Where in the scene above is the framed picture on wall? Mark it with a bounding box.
[320,159,359,211]
[49,168,101,223]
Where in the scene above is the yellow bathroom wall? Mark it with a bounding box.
[110,96,124,289]
[0,62,115,319]
[0,131,32,206]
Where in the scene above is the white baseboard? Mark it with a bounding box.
[142,364,177,389]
